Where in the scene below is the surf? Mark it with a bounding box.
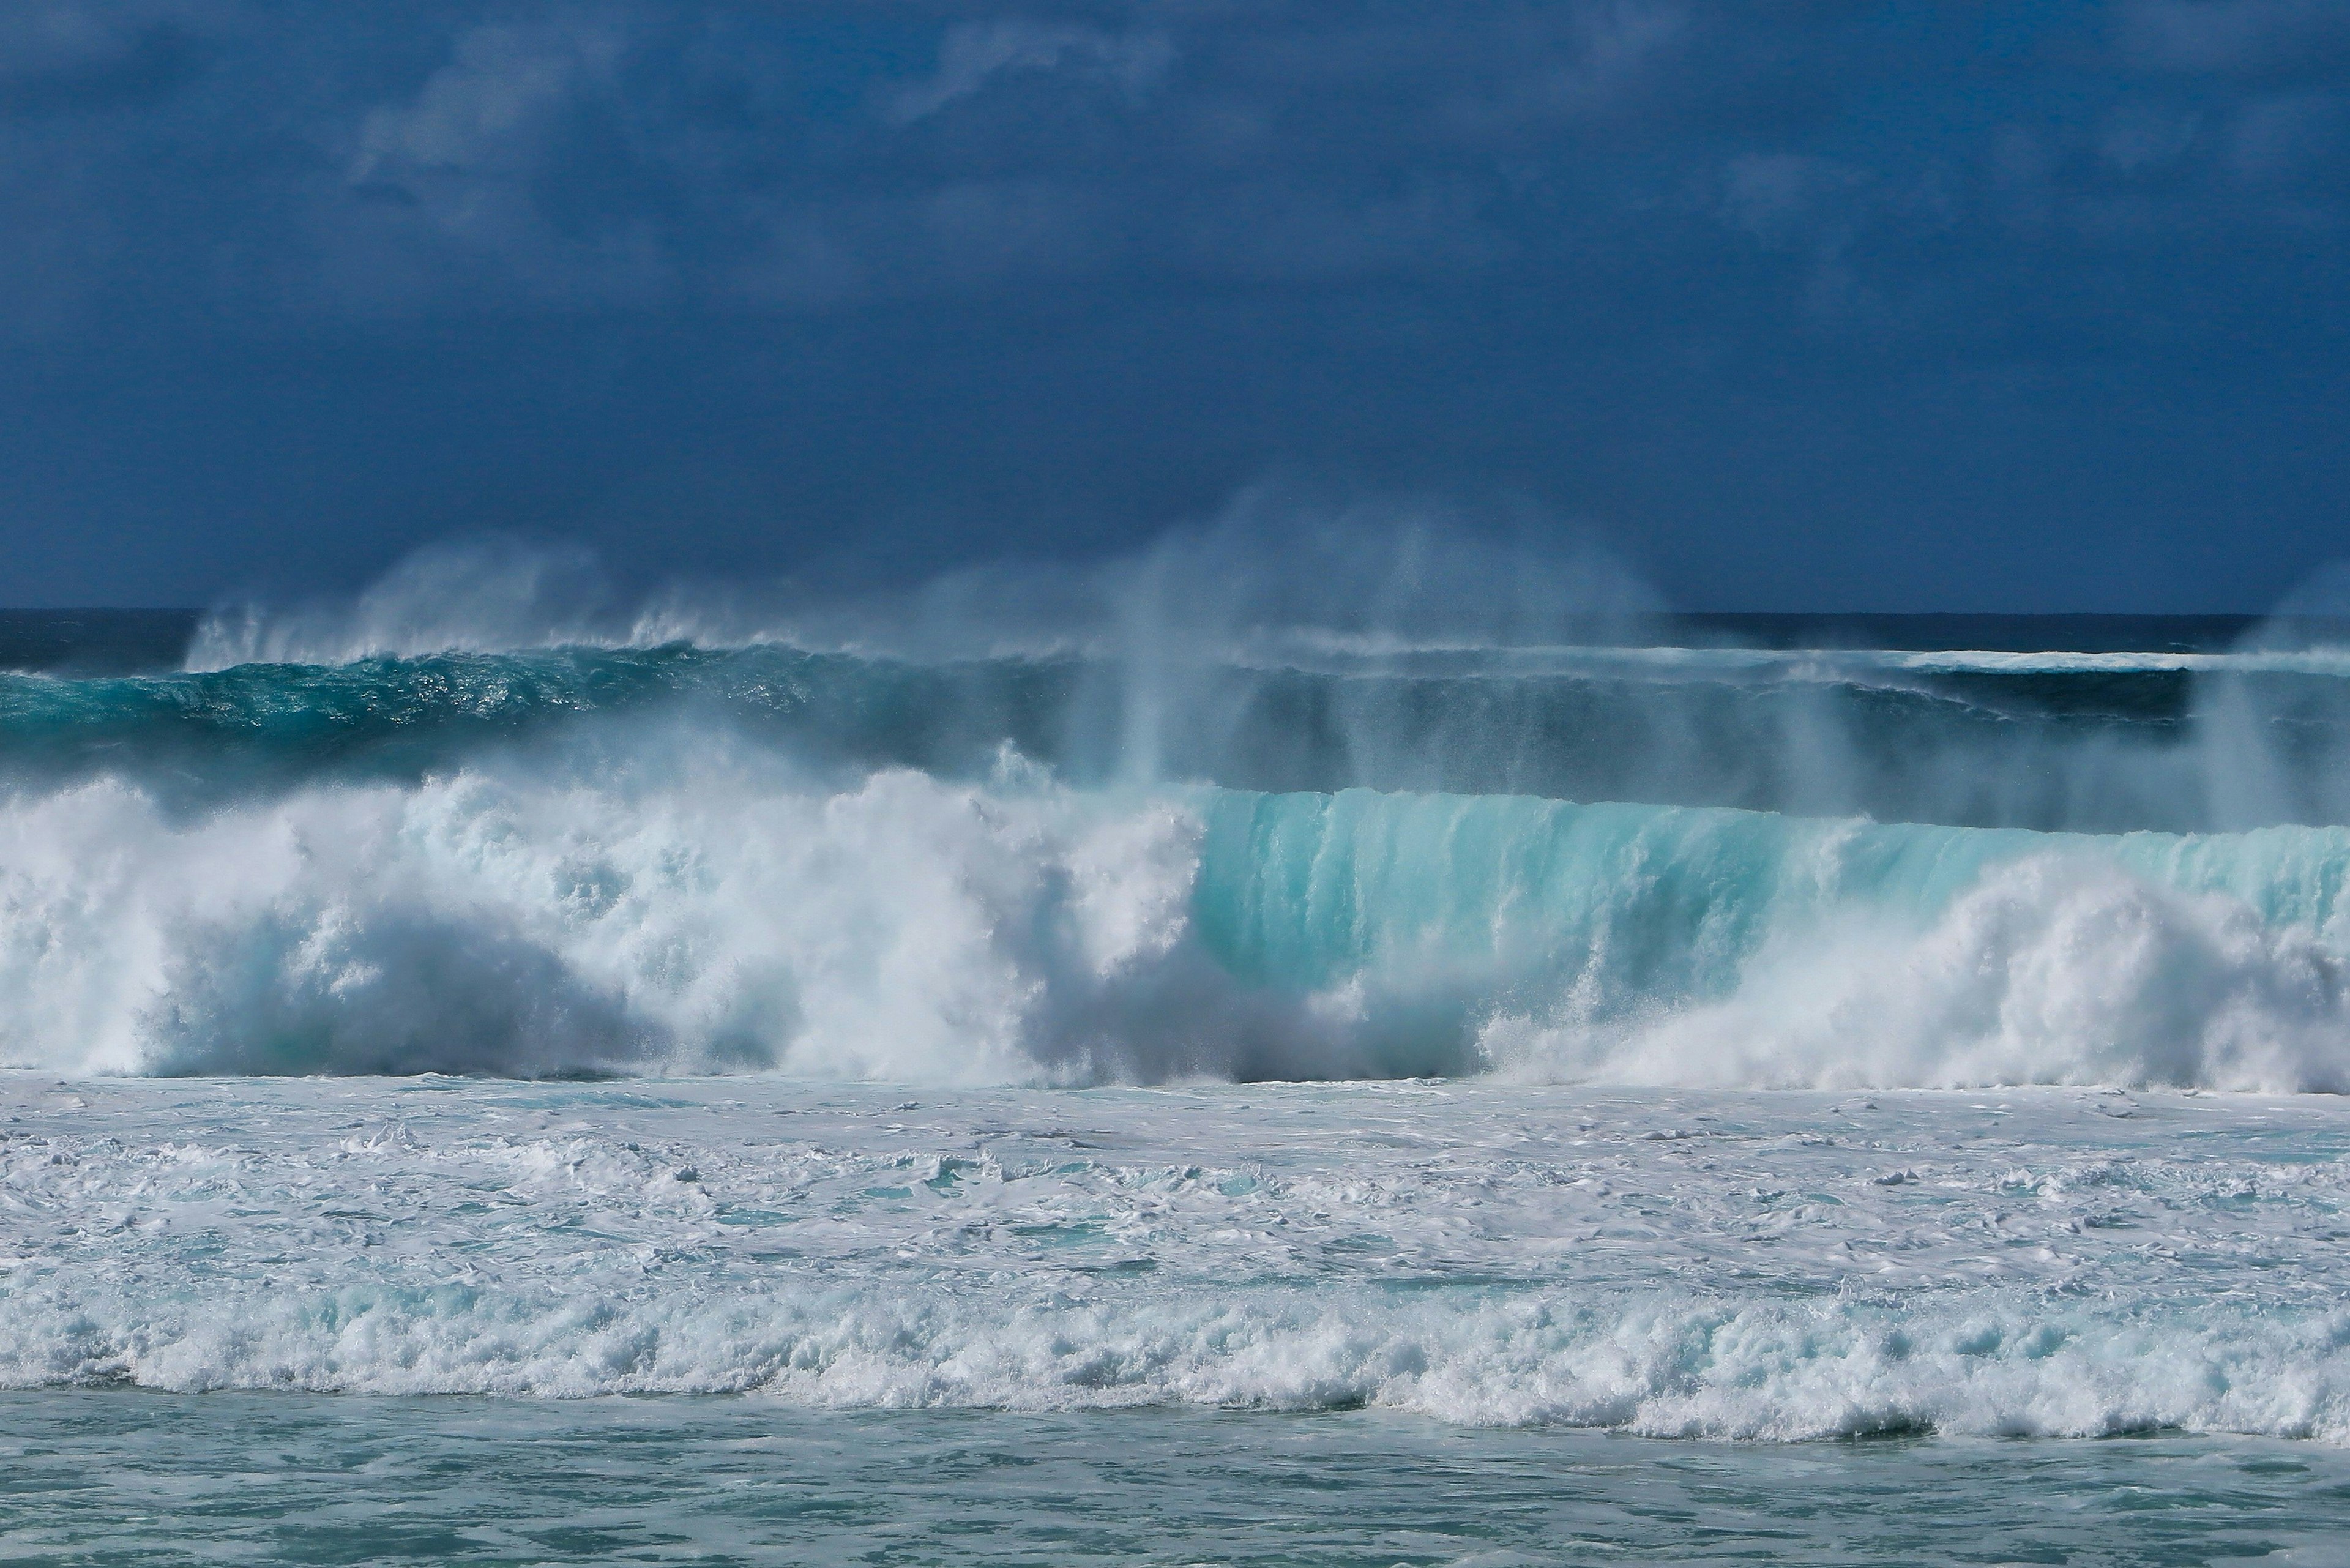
[9,536,2350,1088]
[2,749,2347,1088]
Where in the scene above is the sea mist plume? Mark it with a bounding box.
[184,491,1661,669]
[2187,561,2350,832]
[186,539,622,671]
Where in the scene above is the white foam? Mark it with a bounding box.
[5,1077,2349,1441]
[10,1274,2348,1440]
[1484,853,2350,1091]
[7,756,2350,1088]
[0,759,1280,1081]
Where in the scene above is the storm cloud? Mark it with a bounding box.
[2,1,2345,609]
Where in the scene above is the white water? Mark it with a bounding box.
[0,758,1214,1081]
[6,750,2350,1088]
[6,1075,2349,1441]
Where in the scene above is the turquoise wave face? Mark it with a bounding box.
[1197,790,2037,994]
[1187,788,2350,1088]
[1197,790,2350,993]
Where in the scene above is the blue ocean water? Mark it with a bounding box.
[10,1396,2350,1566]
[10,589,2350,1560]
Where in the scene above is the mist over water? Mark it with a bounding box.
[10,507,2350,1088]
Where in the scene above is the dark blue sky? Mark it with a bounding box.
[2,1,2346,611]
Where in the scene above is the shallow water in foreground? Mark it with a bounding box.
[6,1394,2350,1566]
[13,1076,2350,1561]
[12,1076,2350,1430]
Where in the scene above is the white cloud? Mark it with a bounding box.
[2119,0,2350,76]
[351,18,622,185]
[0,1,186,80]
[887,20,1173,125]
[2226,92,2347,182]
[331,12,667,308]
[2100,103,2203,173]
[1720,152,1866,246]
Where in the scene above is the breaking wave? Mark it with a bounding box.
[4,751,2349,1088]
[9,531,2350,1089]
[10,1275,2349,1441]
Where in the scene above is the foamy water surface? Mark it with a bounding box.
[9,1074,2349,1444]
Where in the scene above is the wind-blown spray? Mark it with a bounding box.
[13,499,2350,1085]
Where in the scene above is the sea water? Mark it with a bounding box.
[7,1077,2350,1562]
[10,1399,2350,1565]
[10,587,2350,1561]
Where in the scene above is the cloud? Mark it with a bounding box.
[2099,102,2204,173]
[2,2,2348,344]
[2225,91,2349,184]
[1429,0,1691,134]
[887,19,1172,125]
[0,1,207,117]
[730,179,1120,308]
[1719,152,1868,247]
[324,10,675,309]
[2118,0,2350,80]
[351,19,621,184]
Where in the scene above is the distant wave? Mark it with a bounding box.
[1223,633,2350,681]
[181,518,1663,672]
[176,539,2350,680]
[184,613,2350,684]
[20,639,2350,834]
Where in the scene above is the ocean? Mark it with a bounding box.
[8,597,2350,1564]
